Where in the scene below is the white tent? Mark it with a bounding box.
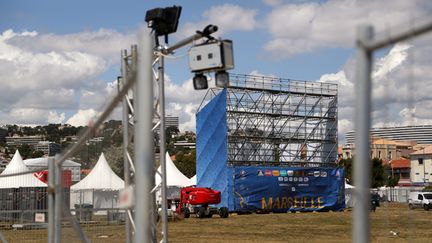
[190,175,197,185]
[155,153,194,202]
[345,179,355,208]
[0,150,47,188]
[155,153,194,187]
[70,153,124,212]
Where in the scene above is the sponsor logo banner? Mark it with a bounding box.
[234,167,345,212]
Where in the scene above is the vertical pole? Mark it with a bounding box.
[158,55,169,242]
[423,158,426,186]
[131,45,138,122]
[121,49,133,243]
[134,28,155,243]
[353,25,373,243]
[54,156,62,243]
[48,157,55,243]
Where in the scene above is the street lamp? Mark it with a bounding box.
[145,6,182,45]
[389,160,394,179]
[192,73,208,90]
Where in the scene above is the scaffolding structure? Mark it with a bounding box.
[199,73,338,167]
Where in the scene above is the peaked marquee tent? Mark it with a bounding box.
[0,150,47,216]
[155,153,194,202]
[70,153,124,211]
[190,175,197,185]
[0,150,47,188]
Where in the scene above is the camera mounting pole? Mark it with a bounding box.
[163,25,218,54]
[152,24,218,243]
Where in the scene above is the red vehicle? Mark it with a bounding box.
[176,186,229,218]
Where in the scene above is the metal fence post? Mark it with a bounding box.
[121,48,133,243]
[134,28,155,243]
[353,25,373,243]
[48,157,55,243]
[54,156,62,243]
[158,55,169,243]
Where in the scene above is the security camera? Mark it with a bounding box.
[188,39,234,73]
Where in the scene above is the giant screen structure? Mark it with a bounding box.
[196,74,344,212]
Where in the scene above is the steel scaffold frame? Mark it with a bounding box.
[199,73,338,168]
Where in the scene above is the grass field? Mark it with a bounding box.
[2,203,432,242]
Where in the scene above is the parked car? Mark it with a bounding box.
[408,192,432,211]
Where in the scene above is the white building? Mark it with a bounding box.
[410,145,432,186]
[35,141,61,156]
[165,115,179,129]
[346,125,432,144]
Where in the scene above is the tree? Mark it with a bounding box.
[32,150,45,158]
[371,158,385,188]
[174,150,196,178]
[15,144,34,159]
[341,157,386,188]
[103,145,127,179]
[340,157,353,183]
[44,124,61,143]
[383,164,399,187]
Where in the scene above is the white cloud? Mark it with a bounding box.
[8,108,48,124]
[249,70,277,78]
[66,109,99,127]
[319,40,432,143]
[373,44,411,80]
[164,75,211,131]
[47,111,65,124]
[264,0,430,58]
[6,28,136,64]
[164,75,209,106]
[262,0,283,7]
[0,29,132,125]
[13,88,76,109]
[177,4,257,39]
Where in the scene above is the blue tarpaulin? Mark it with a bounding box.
[233,167,345,212]
[196,89,233,209]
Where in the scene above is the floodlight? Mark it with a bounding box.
[215,71,229,87]
[145,6,182,36]
[193,73,208,90]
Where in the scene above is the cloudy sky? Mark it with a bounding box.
[1,0,432,143]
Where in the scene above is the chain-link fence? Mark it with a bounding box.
[0,179,127,242]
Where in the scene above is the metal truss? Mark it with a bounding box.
[121,45,165,243]
[200,73,338,167]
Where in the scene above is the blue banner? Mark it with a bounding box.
[233,167,345,212]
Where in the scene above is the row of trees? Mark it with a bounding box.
[340,157,399,188]
[3,121,197,179]
[6,124,81,143]
[6,145,44,160]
